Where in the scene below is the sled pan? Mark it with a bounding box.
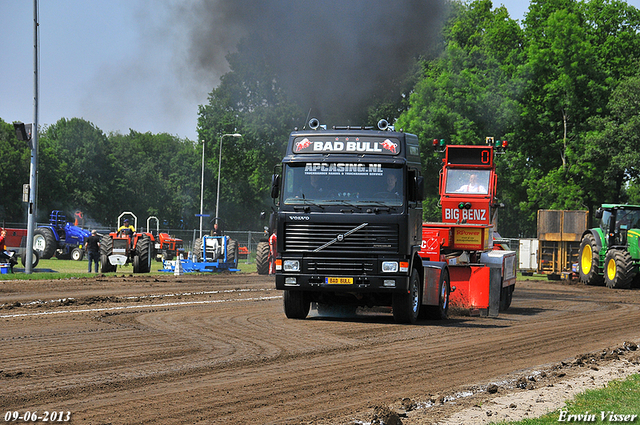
[448,264,500,317]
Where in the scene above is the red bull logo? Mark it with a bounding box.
[381,139,398,154]
[294,138,312,152]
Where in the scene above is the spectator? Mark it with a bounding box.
[86,230,101,273]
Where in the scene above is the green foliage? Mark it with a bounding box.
[0,119,30,223]
[397,0,640,237]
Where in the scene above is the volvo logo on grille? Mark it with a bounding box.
[337,234,344,242]
[290,215,310,221]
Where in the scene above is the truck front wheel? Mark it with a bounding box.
[393,268,421,324]
[283,290,310,319]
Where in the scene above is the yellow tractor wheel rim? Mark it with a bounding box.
[606,258,617,281]
[581,244,592,274]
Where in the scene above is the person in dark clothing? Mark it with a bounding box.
[86,230,101,273]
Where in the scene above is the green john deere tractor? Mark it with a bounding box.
[578,204,640,288]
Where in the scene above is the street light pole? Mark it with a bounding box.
[215,133,242,227]
[25,0,39,274]
[199,140,205,238]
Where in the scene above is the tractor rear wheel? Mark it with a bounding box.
[604,250,635,289]
[33,228,57,259]
[100,235,117,273]
[579,234,604,286]
[227,239,237,264]
[133,236,152,273]
[193,238,203,261]
[255,241,270,275]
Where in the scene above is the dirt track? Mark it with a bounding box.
[1,273,640,424]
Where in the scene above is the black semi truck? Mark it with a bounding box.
[269,119,450,323]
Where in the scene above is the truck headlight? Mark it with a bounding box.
[283,260,300,272]
[382,261,398,273]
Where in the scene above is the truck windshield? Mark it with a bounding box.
[282,163,403,207]
[445,169,490,195]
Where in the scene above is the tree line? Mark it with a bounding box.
[2,0,640,237]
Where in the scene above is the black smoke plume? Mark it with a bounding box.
[174,0,448,123]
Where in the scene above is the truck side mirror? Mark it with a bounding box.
[595,208,603,219]
[270,174,280,199]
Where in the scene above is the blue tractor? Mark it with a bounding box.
[33,210,91,261]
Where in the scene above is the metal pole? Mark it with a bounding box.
[215,134,241,227]
[25,0,39,274]
[199,141,205,238]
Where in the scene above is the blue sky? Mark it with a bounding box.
[1,1,639,142]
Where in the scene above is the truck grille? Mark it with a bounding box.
[284,223,399,254]
[307,258,375,273]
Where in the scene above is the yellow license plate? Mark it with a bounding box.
[326,277,353,285]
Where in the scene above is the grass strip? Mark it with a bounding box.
[492,374,640,424]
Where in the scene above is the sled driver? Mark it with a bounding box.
[457,173,486,193]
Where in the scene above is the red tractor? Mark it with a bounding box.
[100,212,153,273]
[146,216,184,262]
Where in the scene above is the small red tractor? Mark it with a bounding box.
[100,212,153,273]
[146,216,184,262]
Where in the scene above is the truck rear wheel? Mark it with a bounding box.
[283,290,310,319]
[420,268,450,320]
[256,241,270,275]
[33,228,57,259]
[604,250,635,289]
[579,234,604,286]
[393,268,421,324]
